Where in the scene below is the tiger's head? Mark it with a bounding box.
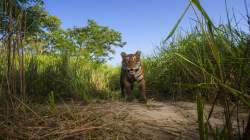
[121,51,142,77]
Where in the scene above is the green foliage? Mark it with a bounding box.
[0,0,124,104]
[144,0,250,139]
[0,0,55,36]
[48,91,55,112]
[66,20,126,63]
[0,54,119,103]
[144,27,250,100]
[1,0,123,63]
[24,19,125,63]
[23,54,117,102]
[42,16,61,32]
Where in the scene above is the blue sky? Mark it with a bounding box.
[44,0,249,66]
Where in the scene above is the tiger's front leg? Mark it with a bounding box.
[124,80,133,101]
[138,79,147,103]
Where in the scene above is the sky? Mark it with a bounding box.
[43,0,249,66]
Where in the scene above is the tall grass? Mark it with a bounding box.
[143,0,250,139]
[0,53,119,104]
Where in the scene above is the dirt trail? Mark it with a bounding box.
[1,100,248,139]
[120,101,200,139]
[81,100,248,140]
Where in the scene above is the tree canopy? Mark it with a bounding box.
[1,0,125,63]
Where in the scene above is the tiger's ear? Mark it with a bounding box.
[121,52,126,58]
[135,50,141,57]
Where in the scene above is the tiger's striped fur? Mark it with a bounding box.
[120,51,146,102]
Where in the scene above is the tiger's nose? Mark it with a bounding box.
[127,68,135,72]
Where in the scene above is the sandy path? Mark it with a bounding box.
[90,100,248,140]
[123,101,200,139]
[1,100,248,140]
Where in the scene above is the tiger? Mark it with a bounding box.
[120,50,147,102]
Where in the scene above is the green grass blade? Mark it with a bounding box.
[190,0,215,33]
[197,92,205,140]
[163,2,191,43]
[220,83,250,107]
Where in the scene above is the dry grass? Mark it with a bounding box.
[0,101,147,140]
[0,100,248,140]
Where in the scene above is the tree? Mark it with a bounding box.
[24,15,63,54]
[23,18,125,63]
[66,20,126,63]
[0,0,46,37]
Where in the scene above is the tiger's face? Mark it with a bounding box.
[121,51,141,76]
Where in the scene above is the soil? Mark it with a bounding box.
[0,100,249,140]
